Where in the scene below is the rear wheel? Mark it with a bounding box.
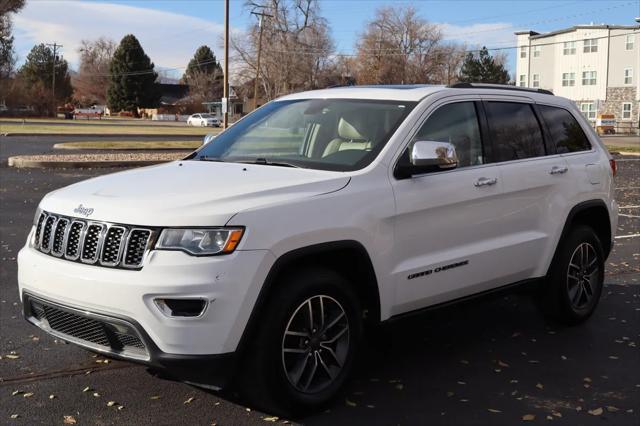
[240,267,362,416]
[539,225,604,324]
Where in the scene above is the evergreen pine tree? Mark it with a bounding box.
[458,47,510,84]
[19,44,73,98]
[183,45,222,82]
[107,34,160,114]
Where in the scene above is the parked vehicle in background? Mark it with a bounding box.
[18,83,617,416]
[187,113,221,127]
[74,106,104,120]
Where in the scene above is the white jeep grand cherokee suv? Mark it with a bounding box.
[18,83,617,414]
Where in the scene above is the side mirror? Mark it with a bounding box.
[394,140,458,179]
[410,140,458,169]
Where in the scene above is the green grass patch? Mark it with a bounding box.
[607,145,640,154]
[0,123,219,135]
[54,140,203,150]
[0,117,143,125]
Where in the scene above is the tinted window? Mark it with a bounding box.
[486,102,546,162]
[539,105,591,153]
[412,102,484,167]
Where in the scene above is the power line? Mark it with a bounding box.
[75,29,637,79]
[448,1,636,38]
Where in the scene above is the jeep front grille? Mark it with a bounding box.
[32,211,155,270]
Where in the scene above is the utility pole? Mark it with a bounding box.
[46,42,62,117]
[251,10,272,111]
[223,0,229,129]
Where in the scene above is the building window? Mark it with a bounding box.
[626,34,635,50]
[582,71,597,86]
[532,74,540,87]
[520,46,527,58]
[624,68,633,85]
[580,102,596,120]
[519,75,526,87]
[563,41,576,55]
[562,72,575,87]
[533,46,541,57]
[583,38,598,53]
[622,103,632,120]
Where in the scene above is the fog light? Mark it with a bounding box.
[154,299,207,317]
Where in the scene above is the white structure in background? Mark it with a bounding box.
[516,25,639,134]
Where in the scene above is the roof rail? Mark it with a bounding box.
[448,82,554,96]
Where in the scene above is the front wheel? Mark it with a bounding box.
[539,225,605,324]
[240,267,362,416]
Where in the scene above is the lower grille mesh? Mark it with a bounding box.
[29,299,148,358]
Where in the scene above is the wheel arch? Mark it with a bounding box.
[235,240,381,357]
[550,200,613,275]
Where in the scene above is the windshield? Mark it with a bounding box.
[192,99,415,171]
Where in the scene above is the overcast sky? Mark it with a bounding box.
[10,0,639,77]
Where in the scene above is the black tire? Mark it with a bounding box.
[539,225,605,324]
[239,267,362,416]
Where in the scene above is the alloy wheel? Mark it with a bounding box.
[566,242,600,310]
[281,295,349,394]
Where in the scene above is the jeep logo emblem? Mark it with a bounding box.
[73,204,94,217]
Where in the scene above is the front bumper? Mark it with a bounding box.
[22,292,237,388]
[18,244,275,356]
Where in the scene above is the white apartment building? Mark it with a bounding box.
[516,25,639,134]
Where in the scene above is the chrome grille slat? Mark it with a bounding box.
[51,218,69,257]
[40,215,57,253]
[33,211,153,270]
[65,221,85,260]
[100,226,127,266]
[123,228,151,268]
[81,223,105,264]
[34,212,47,248]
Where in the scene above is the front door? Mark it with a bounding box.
[389,100,507,315]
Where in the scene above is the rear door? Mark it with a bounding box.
[481,97,573,282]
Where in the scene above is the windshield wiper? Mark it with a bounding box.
[239,158,300,168]
[198,156,225,162]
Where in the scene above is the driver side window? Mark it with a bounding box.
[412,102,484,168]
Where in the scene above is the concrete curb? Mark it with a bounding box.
[8,156,171,169]
[52,143,199,151]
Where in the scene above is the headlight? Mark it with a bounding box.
[156,227,244,256]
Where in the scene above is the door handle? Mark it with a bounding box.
[549,165,568,175]
[474,177,498,187]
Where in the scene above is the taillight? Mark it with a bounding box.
[609,159,617,177]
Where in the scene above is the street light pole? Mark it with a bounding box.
[251,11,272,111]
[223,0,229,129]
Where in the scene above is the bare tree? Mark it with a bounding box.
[72,37,116,105]
[352,5,471,85]
[231,0,335,101]
[429,42,467,85]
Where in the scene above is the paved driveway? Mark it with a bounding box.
[1,147,638,425]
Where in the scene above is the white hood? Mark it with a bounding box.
[40,161,350,226]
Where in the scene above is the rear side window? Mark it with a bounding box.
[486,102,546,162]
[538,105,591,153]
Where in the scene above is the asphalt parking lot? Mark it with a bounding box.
[0,137,638,425]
